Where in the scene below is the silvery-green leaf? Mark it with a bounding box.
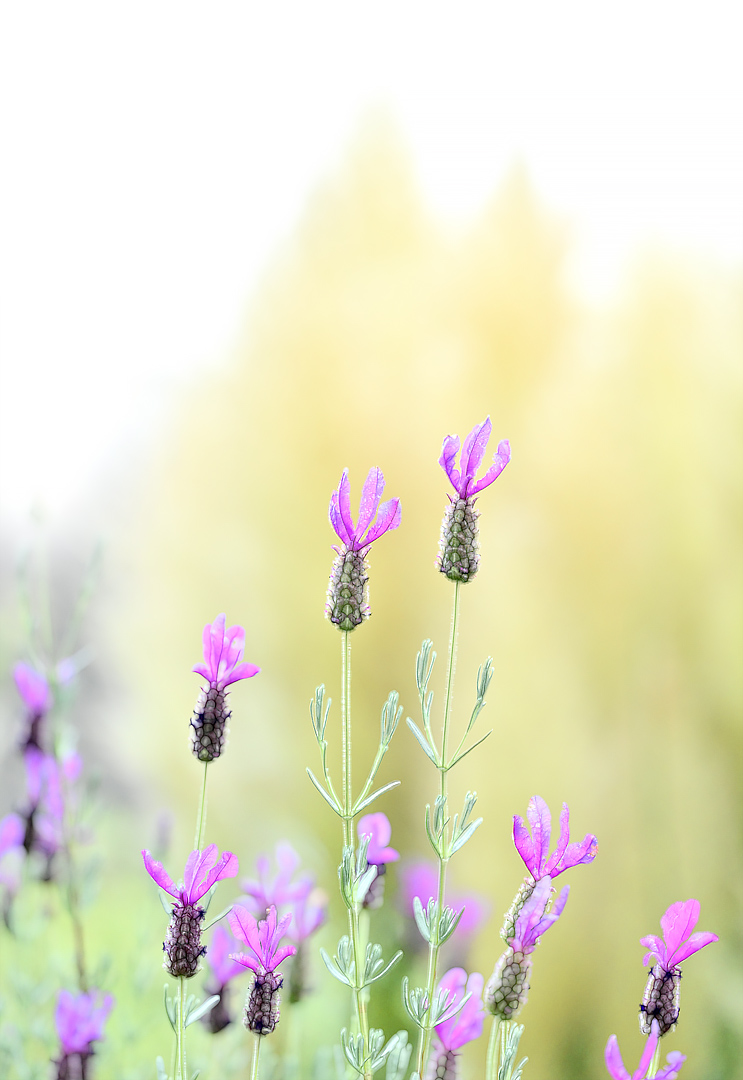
[406,719,438,764]
[162,986,176,1032]
[306,768,343,815]
[203,904,233,931]
[450,817,483,855]
[354,863,378,906]
[353,781,401,815]
[155,1055,169,1080]
[184,994,220,1027]
[364,948,403,986]
[158,890,173,915]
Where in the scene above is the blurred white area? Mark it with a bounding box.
[0,0,741,519]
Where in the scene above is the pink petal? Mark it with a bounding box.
[142,850,180,899]
[635,1023,660,1079]
[657,1051,687,1079]
[527,796,552,876]
[229,904,260,949]
[660,900,699,961]
[544,802,571,875]
[604,1036,631,1080]
[356,467,385,540]
[329,490,351,545]
[439,435,462,493]
[512,814,538,876]
[363,497,402,545]
[460,418,491,490]
[229,950,259,973]
[469,439,511,495]
[671,931,719,966]
[337,470,356,543]
[640,934,667,967]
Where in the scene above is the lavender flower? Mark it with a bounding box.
[14,662,52,750]
[639,899,718,1035]
[190,614,260,762]
[229,904,297,1035]
[241,841,314,914]
[202,924,246,1032]
[326,467,401,631]
[502,795,597,940]
[358,812,399,909]
[437,418,510,583]
[54,988,114,1079]
[485,877,569,1020]
[426,967,486,1080]
[142,845,238,978]
[0,813,25,922]
[605,1020,686,1080]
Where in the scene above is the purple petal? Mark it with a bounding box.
[439,435,462,493]
[221,660,261,687]
[0,813,25,856]
[459,418,491,491]
[206,924,246,986]
[640,934,667,967]
[469,439,511,495]
[229,949,259,973]
[527,796,552,877]
[355,468,385,540]
[660,900,699,960]
[512,813,538,876]
[336,470,356,543]
[670,931,719,966]
[558,832,599,873]
[142,850,180,899]
[186,847,238,903]
[635,1022,660,1079]
[604,1035,631,1080]
[657,1051,687,1079]
[362,497,402,546]
[544,802,571,876]
[14,662,52,714]
[358,812,400,865]
[229,904,260,950]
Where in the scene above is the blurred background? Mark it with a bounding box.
[0,2,741,1078]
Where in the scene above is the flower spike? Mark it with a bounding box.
[190,614,260,762]
[638,899,718,1035]
[437,418,510,583]
[326,467,401,631]
[229,904,297,1036]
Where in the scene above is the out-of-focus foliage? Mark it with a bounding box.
[2,117,739,1078]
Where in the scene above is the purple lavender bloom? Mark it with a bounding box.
[439,419,511,499]
[14,662,52,749]
[513,795,598,882]
[241,841,314,915]
[400,861,488,940]
[55,989,114,1054]
[605,1021,686,1080]
[437,418,510,583]
[203,924,247,1033]
[358,812,399,866]
[638,899,718,1035]
[229,905,297,1035]
[20,748,82,875]
[326,467,401,630]
[143,845,238,978]
[434,967,486,1050]
[640,899,718,970]
[0,814,25,919]
[285,888,327,945]
[511,876,569,956]
[190,614,260,762]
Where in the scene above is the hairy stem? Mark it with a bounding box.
[250,1032,262,1080]
[176,977,187,1080]
[485,1016,501,1080]
[193,761,209,850]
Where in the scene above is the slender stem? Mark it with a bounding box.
[177,977,187,1080]
[646,1038,662,1079]
[338,629,372,1080]
[67,874,88,992]
[193,761,209,850]
[250,1032,262,1080]
[485,1016,501,1080]
[415,581,462,1078]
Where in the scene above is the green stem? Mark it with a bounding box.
[177,977,187,1080]
[193,761,209,850]
[415,582,462,1078]
[250,1032,262,1080]
[485,1016,501,1080]
[646,1038,662,1079]
[339,629,372,1080]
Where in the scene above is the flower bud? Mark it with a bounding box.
[190,685,231,762]
[245,970,283,1035]
[639,964,681,1036]
[163,902,206,978]
[484,947,532,1020]
[438,497,480,583]
[326,549,370,631]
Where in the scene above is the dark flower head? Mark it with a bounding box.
[328,468,401,554]
[142,844,238,905]
[434,967,486,1051]
[513,795,598,882]
[14,662,52,716]
[193,614,260,691]
[640,899,718,970]
[228,904,296,975]
[439,418,510,499]
[605,1020,686,1080]
[55,988,114,1055]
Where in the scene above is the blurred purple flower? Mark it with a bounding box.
[14,662,52,715]
[193,614,260,690]
[229,904,296,975]
[206,923,246,988]
[358,813,399,866]
[434,967,486,1051]
[142,844,238,905]
[513,795,598,882]
[605,1021,686,1080]
[241,841,314,915]
[55,988,114,1055]
[510,876,569,955]
[439,418,510,499]
[286,889,327,945]
[400,861,488,938]
[329,468,401,554]
[640,899,718,970]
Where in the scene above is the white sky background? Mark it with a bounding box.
[1,0,741,520]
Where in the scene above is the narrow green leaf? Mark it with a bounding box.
[185,994,220,1027]
[406,718,439,764]
[202,904,233,932]
[306,768,343,815]
[353,781,401,815]
[319,948,353,987]
[364,949,403,987]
